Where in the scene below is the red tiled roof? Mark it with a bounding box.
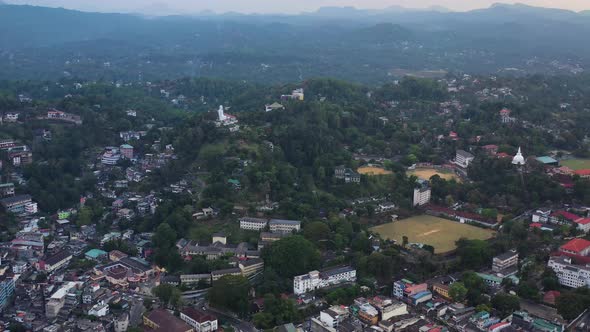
[575,169,590,176]
[550,210,582,222]
[529,223,542,228]
[499,108,511,115]
[497,152,510,158]
[489,322,510,330]
[482,144,498,149]
[576,218,590,225]
[560,238,590,254]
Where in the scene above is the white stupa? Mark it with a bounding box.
[217,105,227,121]
[512,147,526,166]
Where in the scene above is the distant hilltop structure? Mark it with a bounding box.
[214,105,239,132]
[281,88,304,101]
[512,147,525,166]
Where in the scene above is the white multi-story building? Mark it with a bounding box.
[269,219,301,234]
[548,256,590,288]
[239,217,268,231]
[180,307,218,332]
[413,180,431,206]
[88,302,109,317]
[455,150,474,168]
[293,266,356,295]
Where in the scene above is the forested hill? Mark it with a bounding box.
[1,4,590,83]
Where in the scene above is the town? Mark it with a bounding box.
[1,65,590,332]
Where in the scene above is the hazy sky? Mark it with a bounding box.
[4,0,589,15]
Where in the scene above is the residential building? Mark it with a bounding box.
[101,148,121,165]
[269,219,301,234]
[318,306,349,329]
[37,250,72,272]
[239,217,268,231]
[393,279,427,299]
[0,195,33,214]
[88,302,109,317]
[293,266,356,295]
[357,303,379,325]
[114,314,129,332]
[455,150,474,168]
[548,256,590,288]
[180,307,218,332]
[239,258,264,277]
[143,309,194,332]
[109,250,128,262]
[120,144,134,159]
[413,179,431,206]
[492,249,519,273]
[369,296,408,320]
[0,275,15,310]
[0,183,15,197]
[432,283,451,300]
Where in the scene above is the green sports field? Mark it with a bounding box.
[560,159,590,170]
[370,215,496,253]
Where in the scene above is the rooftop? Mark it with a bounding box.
[536,156,558,164]
[181,307,216,323]
[145,309,192,332]
[85,249,107,259]
[560,238,590,254]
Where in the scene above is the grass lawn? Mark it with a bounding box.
[560,159,590,170]
[370,215,495,253]
[407,168,461,182]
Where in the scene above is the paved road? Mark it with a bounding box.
[200,302,257,332]
[129,299,146,327]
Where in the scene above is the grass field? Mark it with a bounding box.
[560,159,590,170]
[357,166,393,176]
[407,168,460,182]
[370,215,495,253]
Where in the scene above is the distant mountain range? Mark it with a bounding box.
[0,3,589,83]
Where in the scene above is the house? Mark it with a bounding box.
[281,88,304,101]
[377,202,396,213]
[455,150,474,168]
[334,166,361,183]
[413,179,431,206]
[0,183,15,198]
[536,156,559,166]
[549,210,583,226]
[482,144,498,156]
[265,102,285,112]
[543,291,561,306]
[85,249,107,261]
[4,112,19,122]
[432,283,451,300]
[143,309,194,332]
[575,169,590,179]
[180,307,218,332]
[269,219,301,234]
[499,108,515,124]
[318,306,349,329]
[88,302,109,317]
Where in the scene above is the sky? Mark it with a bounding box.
[3,0,589,15]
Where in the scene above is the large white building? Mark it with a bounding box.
[492,249,519,273]
[269,219,301,234]
[180,307,218,332]
[455,150,474,168]
[548,256,590,288]
[413,179,431,207]
[239,217,268,231]
[293,266,356,295]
